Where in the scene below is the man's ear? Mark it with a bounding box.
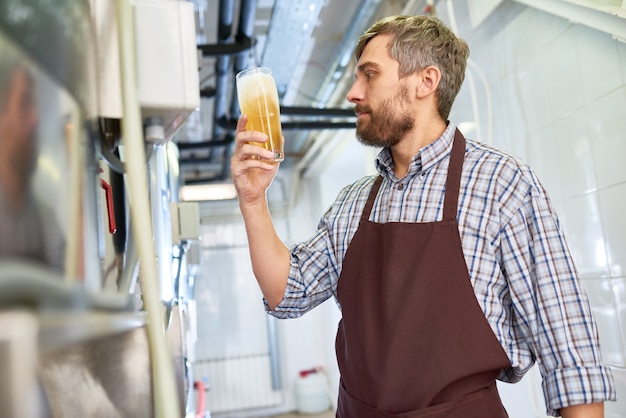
[415,66,441,99]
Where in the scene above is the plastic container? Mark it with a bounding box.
[295,368,331,414]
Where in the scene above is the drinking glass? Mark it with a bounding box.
[235,67,284,163]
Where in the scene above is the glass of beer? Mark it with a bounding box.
[236,67,284,163]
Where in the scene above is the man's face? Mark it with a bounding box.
[0,68,38,179]
[346,34,416,148]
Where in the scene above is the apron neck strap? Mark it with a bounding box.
[442,128,466,221]
[362,176,383,222]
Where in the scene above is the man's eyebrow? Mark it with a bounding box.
[356,61,380,73]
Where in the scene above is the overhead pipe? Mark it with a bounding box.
[230,0,258,119]
[280,106,355,117]
[280,121,355,130]
[218,0,259,183]
[215,118,355,131]
[197,39,252,57]
[176,104,356,153]
[213,0,236,143]
[177,137,234,150]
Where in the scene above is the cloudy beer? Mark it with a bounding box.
[236,67,284,162]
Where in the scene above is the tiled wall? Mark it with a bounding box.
[446,3,626,416]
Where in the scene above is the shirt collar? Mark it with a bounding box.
[375,122,458,180]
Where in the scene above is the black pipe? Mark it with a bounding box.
[200,86,216,98]
[110,150,127,255]
[215,118,355,130]
[280,106,355,117]
[230,0,258,119]
[213,0,236,142]
[184,176,229,185]
[178,156,222,165]
[177,137,235,150]
[281,121,355,130]
[198,39,252,57]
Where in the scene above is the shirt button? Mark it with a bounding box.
[397,183,405,191]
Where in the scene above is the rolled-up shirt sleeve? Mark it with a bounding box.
[264,177,372,318]
[500,169,616,416]
[264,209,339,318]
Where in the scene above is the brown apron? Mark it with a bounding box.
[335,130,512,417]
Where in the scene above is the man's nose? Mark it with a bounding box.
[346,81,363,104]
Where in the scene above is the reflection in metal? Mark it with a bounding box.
[40,327,153,418]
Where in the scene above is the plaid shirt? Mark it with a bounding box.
[269,123,615,415]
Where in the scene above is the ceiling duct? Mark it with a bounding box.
[260,0,326,97]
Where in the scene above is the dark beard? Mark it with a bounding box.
[355,86,414,148]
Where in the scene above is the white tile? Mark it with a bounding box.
[554,108,597,198]
[598,183,626,278]
[535,7,570,44]
[574,24,623,104]
[527,124,565,202]
[507,8,545,70]
[613,278,626,368]
[505,8,570,72]
[501,9,530,74]
[545,27,586,121]
[562,193,610,278]
[581,278,624,368]
[515,57,553,134]
[492,73,529,159]
[588,87,626,189]
[618,40,626,85]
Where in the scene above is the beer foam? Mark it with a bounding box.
[237,72,278,100]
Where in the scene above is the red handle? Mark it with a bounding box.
[100,179,117,234]
[194,380,206,417]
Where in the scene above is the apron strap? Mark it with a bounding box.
[442,129,466,222]
[361,175,384,222]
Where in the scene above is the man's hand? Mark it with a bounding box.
[230,115,280,206]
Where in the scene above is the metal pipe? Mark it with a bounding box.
[266,315,282,390]
[215,118,355,131]
[213,0,236,142]
[281,121,355,130]
[114,0,180,416]
[177,138,234,150]
[197,40,252,57]
[280,106,355,117]
[230,0,258,119]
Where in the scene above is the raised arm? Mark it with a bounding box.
[230,115,290,309]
